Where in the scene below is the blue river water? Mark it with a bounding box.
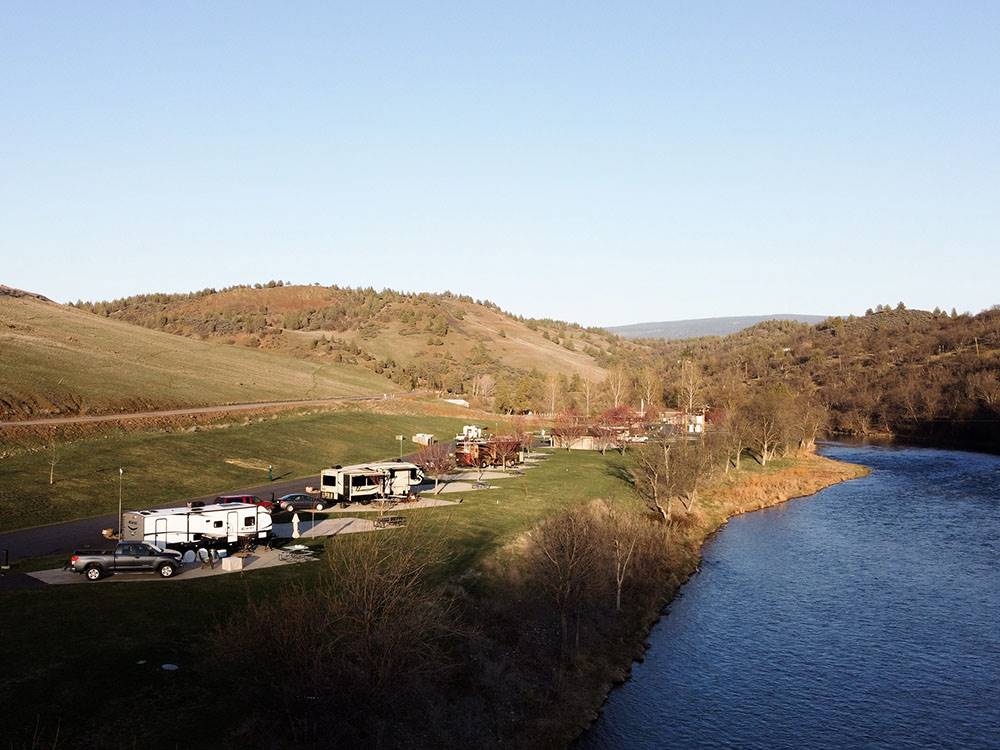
[579,443,1000,750]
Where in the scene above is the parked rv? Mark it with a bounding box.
[456,425,486,440]
[121,502,273,552]
[455,436,524,468]
[319,461,424,505]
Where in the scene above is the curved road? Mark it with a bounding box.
[0,395,385,428]
[0,443,446,563]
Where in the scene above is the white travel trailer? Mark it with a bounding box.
[319,461,424,504]
[121,503,273,551]
[456,425,485,440]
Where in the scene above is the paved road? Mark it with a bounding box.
[0,395,385,427]
[0,474,318,562]
[0,445,445,562]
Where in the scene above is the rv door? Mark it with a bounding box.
[154,518,168,548]
[227,511,238,543]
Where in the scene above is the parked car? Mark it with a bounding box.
[278,493,326,512]
[66,542,182,581]
[215,494,278,511]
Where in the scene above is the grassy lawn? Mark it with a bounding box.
[0,409,479,530]
[0,447,634,746]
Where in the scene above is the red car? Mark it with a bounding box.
[215,494,278,511]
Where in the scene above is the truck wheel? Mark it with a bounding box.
[157,562,177,578]
[85,565,103,581]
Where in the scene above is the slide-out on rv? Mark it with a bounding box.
[319,461,424,505]
[121,502,273,551]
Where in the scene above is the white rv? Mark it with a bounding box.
[121,503,273,551]
[319,461,424,504]
[456,425,485,440]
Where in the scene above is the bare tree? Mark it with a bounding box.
[739,387,792,466]
[603,504,639,612]
[677,359,704,417]
[582,378,595,417]
[526,513,599,656]
[415,442,456,493]
[604,366,628,409]
[553,409,585,450]
[47,443,60,485]
[632,440,671,521]
[638,367,663,415]
[491,435,523,470]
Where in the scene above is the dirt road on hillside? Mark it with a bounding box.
[0,395,386,427]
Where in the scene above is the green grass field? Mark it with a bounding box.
[0,409,482,530]
[0,294,395,420]
[0,448,634,747]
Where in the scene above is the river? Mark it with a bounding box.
[578,443,1000,749]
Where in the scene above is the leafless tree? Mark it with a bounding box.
[602,504,640,612]
[553,409,585,450]
[415,442,456,493]
[526,513,599,656]
[47,443,60,485]
[582,378,595,417]
[677,359,704,417]
[637,367,663,415]
[632,440,671,521]
[491,435,523,470]
[604,366,628,409]
[739,387,792,466]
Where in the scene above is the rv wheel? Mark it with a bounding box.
[85,565,103,581]
[158,562,177,578]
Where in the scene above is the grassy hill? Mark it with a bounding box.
[607,314,829,340]
[0,290,395,420]
[71,283,624,396]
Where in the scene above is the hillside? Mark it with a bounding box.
[71,283,626,397]
[607,314,829,340]
[0,290,395,420]
[647,306,1000,447]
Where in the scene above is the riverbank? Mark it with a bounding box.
[577,443,1000,749]
[562,451,870,746]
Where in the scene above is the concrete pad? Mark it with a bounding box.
[445,470,515,481]
[26,548,316,586]
[274,516,378,537]
[435,481,496,493]
[323,497,458,514]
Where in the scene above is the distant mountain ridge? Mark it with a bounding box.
[607,314,830,340]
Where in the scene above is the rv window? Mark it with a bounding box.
[244,516,255,526]
[213,521,223,528]
[322,475,336,486]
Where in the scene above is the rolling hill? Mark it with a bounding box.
[0,287,396,420]
[607,314,829,340]
[70,283,623,394]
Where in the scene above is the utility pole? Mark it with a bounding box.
[117,467,124,539]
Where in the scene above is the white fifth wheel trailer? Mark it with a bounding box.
[120,503,273,551]
[319,461,424,504]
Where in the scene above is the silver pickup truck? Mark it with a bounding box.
[67,542,183,580]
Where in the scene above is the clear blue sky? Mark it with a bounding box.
[2,2,998,326]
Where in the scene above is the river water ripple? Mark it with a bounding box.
[579,443,1000,750]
